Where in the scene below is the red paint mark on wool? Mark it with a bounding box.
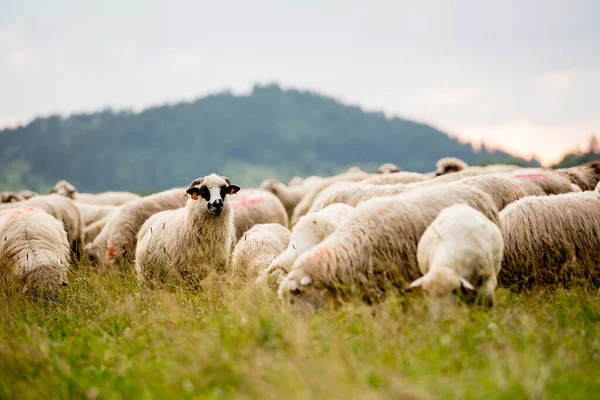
[6,207,36,219]
[231,194,264,207]
[514,173,546,179]
[313,245,331,260]
[107,246,116,261]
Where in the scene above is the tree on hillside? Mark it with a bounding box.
[553,133,600,169]
[588,133,599,154]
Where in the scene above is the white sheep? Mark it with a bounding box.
[50,179,140,206]
[231,223,291,278]
[135,174,240,284]
[106,188,187,263]
[0,195,85,256]
[257,203,355,286]
[278,181,499,310]
[230,189,288,241]
[74,201,117,226]
[0,207,70,292]
[290,170,369,225]
[406,204,504,307]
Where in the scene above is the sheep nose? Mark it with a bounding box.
[212,199,223,208]
[209,199,224,215]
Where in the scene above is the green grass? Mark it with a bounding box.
[1,264,599,400]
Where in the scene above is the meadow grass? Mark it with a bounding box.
[1,263,599,399]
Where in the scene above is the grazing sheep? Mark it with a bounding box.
[290,171,369,225]
[18,190,38,200]
[0,207,70,292]
[84,216,109,244]
[0,192,25,203]
[135,175,240,283]
[278,182,499,310]
[312,175,526,213]
[458,176,529,211]
[74,201,117,226]
[406,204,503,307]
[83,207,120,244]
[502,172,578,196]
[231,223,291,278]
[260,180,308,219]
[376,163,401,174]
[499,185,600,289]
[0,195,84,256]
[258,203,355,286]
[84,208,122,264]
[231,189,288,241]
[106,188,187,263]
[50,179,141,206]
[311,184,409,212]
[554,161,600,191]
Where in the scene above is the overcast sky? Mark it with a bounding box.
[1,0,599,164]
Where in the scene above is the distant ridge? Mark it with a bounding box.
[0,83,540,192]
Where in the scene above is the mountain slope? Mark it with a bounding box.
[0,84,539,192]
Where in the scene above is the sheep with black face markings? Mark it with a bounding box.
[135,174,240,284]
[278,181,499,311]
[406,204,504,307]
[0,207,70,293]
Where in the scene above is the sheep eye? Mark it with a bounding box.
[220,186,228,198]
[199,187,210,201]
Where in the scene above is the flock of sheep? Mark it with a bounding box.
[1,156,600,311]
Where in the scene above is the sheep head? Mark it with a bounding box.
[49,180,77,199]
[434,157,468,176]
[185,174,240,216]
[404,268,477,302]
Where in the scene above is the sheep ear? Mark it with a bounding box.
[403,276,426,295]
[188,177,204,188]
[186,187,200,200]
[228,185,241,195]
[459,278,476,292]
[455,278,478,303]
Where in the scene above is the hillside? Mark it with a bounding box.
[0,84,540,192]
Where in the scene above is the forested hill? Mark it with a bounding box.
[0,84,539,192]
